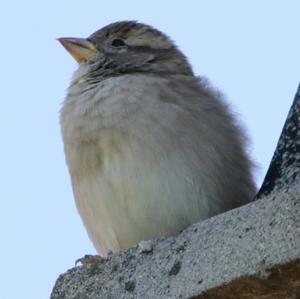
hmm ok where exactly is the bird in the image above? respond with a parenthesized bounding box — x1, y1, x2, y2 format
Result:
(58, 21, 256, 257)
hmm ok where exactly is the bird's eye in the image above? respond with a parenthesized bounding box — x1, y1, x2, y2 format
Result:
(111, 39, 126, 47)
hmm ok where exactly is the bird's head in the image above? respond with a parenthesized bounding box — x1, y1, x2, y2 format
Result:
(58, 21, 193, 82)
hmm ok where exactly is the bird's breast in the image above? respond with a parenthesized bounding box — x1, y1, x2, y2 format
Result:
(60, 74, 249, 255)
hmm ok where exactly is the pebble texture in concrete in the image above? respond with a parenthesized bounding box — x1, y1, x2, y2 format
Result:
(50, 187, 300, 299)
(257, 84, 300, 197)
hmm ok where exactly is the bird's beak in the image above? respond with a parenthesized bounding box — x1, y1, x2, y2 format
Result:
(57, 37, 98, 63)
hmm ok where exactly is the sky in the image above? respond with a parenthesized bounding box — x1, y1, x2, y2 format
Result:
(1, 1, 300, 298)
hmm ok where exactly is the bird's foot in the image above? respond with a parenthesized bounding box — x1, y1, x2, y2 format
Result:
(75, 254, 103, 266)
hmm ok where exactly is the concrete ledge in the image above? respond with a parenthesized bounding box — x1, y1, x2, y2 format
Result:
(50, 186, 300, 299)
(194, 259, 300, 299)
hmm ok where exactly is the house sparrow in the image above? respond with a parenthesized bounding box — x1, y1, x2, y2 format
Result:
(58, 21, 256, 257)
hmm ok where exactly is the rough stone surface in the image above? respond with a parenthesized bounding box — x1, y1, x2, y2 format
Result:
(193, 260, 300, 298)
(50, 187, 300, 299)
(50, 85, 300, 298)
(257, 84, 300, 197)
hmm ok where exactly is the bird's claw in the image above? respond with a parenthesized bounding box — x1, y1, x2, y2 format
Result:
(75, 254, 103, 266)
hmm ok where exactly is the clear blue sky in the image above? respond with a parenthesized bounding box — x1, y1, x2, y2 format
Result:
(1, 1, 300, 298)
